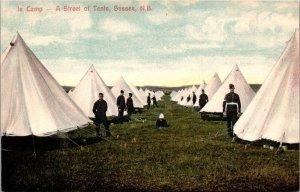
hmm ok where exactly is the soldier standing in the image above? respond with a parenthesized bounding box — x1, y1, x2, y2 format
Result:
(126, 93, 134, 118)
(199, 89, 208, 110)
(192, 91, 197, 105)
(117, 90, 126, 124)
(223, 84, 241, 137)
(93, 93, 111, 138)
(152, 95, 158, 108)
(147, 93, 151, 110)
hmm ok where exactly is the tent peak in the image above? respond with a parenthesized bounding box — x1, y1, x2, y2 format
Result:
(118, 76, 126, 82)
(234, 64, 240, 71)
(88, 65, 96, 72)
(10, 32, 21, 46)
(293, 28, 299, 40)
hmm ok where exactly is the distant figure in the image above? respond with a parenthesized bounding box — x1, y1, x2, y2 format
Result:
(156, 113, 169, 129)
(93, 93, 111, 138)
(117, 90, 126, 124)
(147, 93, 151, 110)
(199, 89, 208, 110)
(187, 95, 191, 102)
(223, 84, 241, 137)
(152, 95, 158, 108)
(126, 93, 134, 118)
(192, 91, 197, 105)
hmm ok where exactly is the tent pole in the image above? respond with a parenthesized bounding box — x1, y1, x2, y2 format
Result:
(279, 133, 285, 148)
(275, 134, 285, 154)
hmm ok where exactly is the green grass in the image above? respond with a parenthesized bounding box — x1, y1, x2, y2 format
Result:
(2, 96, 299, 191)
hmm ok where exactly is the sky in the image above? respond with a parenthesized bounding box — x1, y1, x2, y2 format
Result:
(1, 0, 299, 87)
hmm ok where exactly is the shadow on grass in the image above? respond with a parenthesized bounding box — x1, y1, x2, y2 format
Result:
(234, 137, 299, 150)
(1, 135, 104, 153)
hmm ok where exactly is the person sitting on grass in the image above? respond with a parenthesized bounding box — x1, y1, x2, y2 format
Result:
(156, 113, 169, 129)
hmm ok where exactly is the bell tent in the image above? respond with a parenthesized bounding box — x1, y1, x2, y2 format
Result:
(111, 76, 144, 108)
(1, 33, 91, 136)
(200, 65, 255, 113)
(234, 29, 299, 144)
(194, 73, 222, 107)
(69, 65, 119, 117)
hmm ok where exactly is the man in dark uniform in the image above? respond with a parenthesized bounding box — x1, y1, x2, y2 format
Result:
(192, 91, 197, 105)
(147, 93, 151, 110)
(199, 89, 208, 110)
(152, 95, 158, 108)
(126, 93, 134, 119)
(93, 93, 111, 138)
(117, 90, 126, 123)
(223, 84, 241, 137)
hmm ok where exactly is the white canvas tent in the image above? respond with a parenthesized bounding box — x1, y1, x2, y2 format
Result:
(138, 88, 145, 96)
(129, 83, 147, 106)
(194, 73, 221, 107)
(69, 65, 119, 117)
(144, 89, 155, 97)
(178, 86, 196, 106)
(205, 73, 222, 99)
(201, 65, 255, 113)
(175, 88, 188, 103)
(154, 91, 164, 101)
(143, 89, 163, 101)
(1, 33, 91, 136)
(171, 89, 183, 102)
(234, 29, 299, 144)
(170, 90, 177, 98)
(175, 89, 186, 102)
(138, 88, 149, 104)
(111, 76, 144, 108)
(180, 85, 198, 106)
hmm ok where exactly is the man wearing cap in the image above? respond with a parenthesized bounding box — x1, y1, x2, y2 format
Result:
(117, 90, 126, 123)
(199, 89, 208, 110)
(223, 84, 241, 137)
(156, 113, 169, 129)
(126, 93, 134, 119)
(93, 93, 112, 138)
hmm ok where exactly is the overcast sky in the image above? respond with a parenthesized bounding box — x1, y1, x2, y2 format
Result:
(1, 0, 298, 87)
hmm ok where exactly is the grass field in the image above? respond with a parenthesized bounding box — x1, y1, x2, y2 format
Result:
(2, 95, 299, 191)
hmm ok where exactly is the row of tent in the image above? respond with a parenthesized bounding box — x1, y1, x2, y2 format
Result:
(1, 33, 164, 137)
(171, 29, 299, 144)
(68, 65, 164, 117)
(171, 64, 255, 113)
